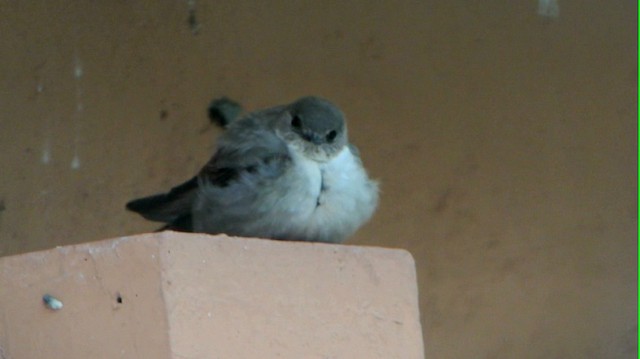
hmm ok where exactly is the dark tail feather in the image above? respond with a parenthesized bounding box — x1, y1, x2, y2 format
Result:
(126, 177, 198, 225)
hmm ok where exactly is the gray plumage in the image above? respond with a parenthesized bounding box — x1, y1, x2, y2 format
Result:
(127, 96, 378, 243)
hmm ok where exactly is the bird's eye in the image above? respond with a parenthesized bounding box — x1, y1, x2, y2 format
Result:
(291, 116, 302, 129)
(326, 130, 337, 142)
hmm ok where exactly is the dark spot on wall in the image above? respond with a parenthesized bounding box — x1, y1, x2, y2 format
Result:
(485, 239, 500, 250)
(433, 188, 453, 213)
(501, 258, 518, 272)
(187, 1, 200, 35)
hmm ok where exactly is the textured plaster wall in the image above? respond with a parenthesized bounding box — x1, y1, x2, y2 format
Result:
(0, 1, 636, 358)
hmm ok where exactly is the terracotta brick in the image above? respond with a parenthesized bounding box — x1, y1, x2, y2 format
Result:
(0, 232, 423, 358)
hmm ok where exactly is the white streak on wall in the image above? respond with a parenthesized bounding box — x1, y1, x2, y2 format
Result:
(70, 153, 81, 169)
(42, 139, 51, 164)
(71, 53, 83, 170)
(74, 59, 84, 79)
(39, 82, 52, 165)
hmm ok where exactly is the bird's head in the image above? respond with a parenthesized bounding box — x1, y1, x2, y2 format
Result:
(279, 96, 348, 162)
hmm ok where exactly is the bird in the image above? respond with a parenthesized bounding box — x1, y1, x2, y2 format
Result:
(126, 96, 379, 243)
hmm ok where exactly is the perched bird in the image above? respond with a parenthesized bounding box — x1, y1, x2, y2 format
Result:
(126, 96, 378, 243)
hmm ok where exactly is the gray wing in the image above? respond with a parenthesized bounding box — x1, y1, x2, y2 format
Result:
(199, 115, 292, 189)
(191, 113, 294, 235)
(127, 108, 292, 232)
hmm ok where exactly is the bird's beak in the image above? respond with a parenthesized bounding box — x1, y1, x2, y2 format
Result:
(302, 131, 324, 145)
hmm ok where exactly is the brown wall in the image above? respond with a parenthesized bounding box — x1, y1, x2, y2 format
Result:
(0, 1, 636, 357)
